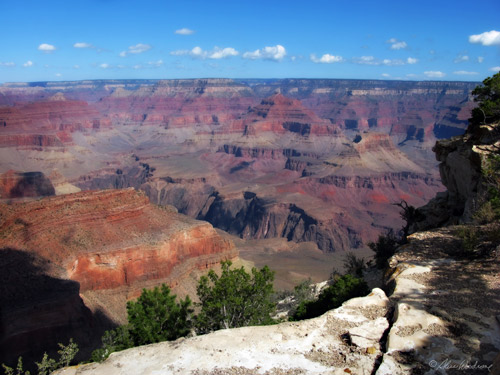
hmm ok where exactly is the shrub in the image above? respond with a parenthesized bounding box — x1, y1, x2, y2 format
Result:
(90, 326, 133, 363)
(195, 261, 275, 333)
(368, 230, 400, 269)
(343, 252, 366, 277)
(2, 340, 79, 375)
(291, 274, 369, 321)
(126, 284, 193, 346)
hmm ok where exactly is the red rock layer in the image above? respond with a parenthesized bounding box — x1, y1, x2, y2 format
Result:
(240, 93, 338, 136)
(0, 99, 107, 147)
(0, 188, 237, 366)
(0, 188, 236, 290)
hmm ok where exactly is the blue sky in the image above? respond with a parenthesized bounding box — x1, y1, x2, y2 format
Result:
(1, 0, 499, 83)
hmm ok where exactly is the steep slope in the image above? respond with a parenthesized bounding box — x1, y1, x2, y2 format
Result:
(0, 188, 236, 367)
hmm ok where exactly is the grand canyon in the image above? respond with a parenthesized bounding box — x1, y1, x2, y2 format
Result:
(0, 78, 481, 367)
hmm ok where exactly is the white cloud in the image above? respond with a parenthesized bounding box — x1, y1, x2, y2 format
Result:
(38, 43, 56, 52)
(120, 43, 152, 57)
(23, 61, 33, 67)
(73, 42, 93, 48)
(381, 73, 390, 77)
(469, 30, 500, 46)
(99, 63, 110, 69)
(170, 49, 190, 56)
(453, 70, 479, 75)
(0, 62, 16, 67)
(175, 28, 195, 35)
(478, 57, 484, 63)
(424, 71, 446, 78)
(391, 41, 407, 50)
(354, 56, 408, 66)
(489, 66, 500, 72)
(357, 56, 377, 65)
(73, 65, 80, 69)
(406, 73, 417, 78)
(454, 54, 469, 63)
(243, 45, 286, 61)
(209, 47, 238, 59)
(387, 38, 408, 50)
(310, 54, 344, 63)
(55, 73, 62, 77)
(171, 46, 238, 59)
(148, 60, 164, 67)
(133, 64, 142, 70)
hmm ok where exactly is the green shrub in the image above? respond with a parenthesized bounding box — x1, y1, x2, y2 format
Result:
(90, 326, 133, 363)
(2, 340, 79, 375)
(127, 284, 193, 346)
(290, 274, 369, 321)
(456, 226, 480, 255)
(343, 252, 366, 277)
(195, 261, 275, 333)
(368, 230, 400, 269)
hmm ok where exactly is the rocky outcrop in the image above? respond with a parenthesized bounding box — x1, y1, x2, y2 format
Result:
(412, 122, 500, 230)
(55, 288, 391, 375)
(377, 226, 500, 374)
(0, 188, 236, 368)
(0, 170, 55, 199)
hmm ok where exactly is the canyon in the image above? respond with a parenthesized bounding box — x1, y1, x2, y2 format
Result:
(0, 78, 477, 251)
(0, 78, 481, 369)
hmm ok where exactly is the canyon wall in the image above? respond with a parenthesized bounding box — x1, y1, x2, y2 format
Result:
(0, 188, 236, 367)
(0, 79, 477, 251)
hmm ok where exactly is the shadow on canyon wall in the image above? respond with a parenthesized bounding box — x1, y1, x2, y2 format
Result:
(0, 248, 116, 371)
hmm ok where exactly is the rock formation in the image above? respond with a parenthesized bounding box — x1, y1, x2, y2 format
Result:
(0, 78, 477, 251)
(0, 188, 236, 367)
(0, 170, 55, 199)
(55, 289, 392, 375)
(412, 122, 500, 231)
(376, 226, 500, 374)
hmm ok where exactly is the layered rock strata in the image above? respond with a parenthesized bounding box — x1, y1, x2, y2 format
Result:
(0, 188, 236, 367)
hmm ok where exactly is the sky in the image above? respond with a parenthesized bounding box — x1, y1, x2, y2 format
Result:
(0, 0, 499, 83)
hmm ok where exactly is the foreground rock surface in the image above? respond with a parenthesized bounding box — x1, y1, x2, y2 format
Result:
(55, 288, 391, 375)
(377, 226, 500, 375)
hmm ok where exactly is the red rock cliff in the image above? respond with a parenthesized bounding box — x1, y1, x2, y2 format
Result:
(0, 188, 236, 367)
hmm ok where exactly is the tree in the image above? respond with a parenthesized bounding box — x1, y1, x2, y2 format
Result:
(196, 261, 275, 333)
(342, 252, 366, 277)
(368, 230, 400, 269)
(469, 72, 500, 128)
(126, 284, 193, 346)
(393, 200, 424, 242)
(291, 274, 369, 321)
(90, 326, 134, 362)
